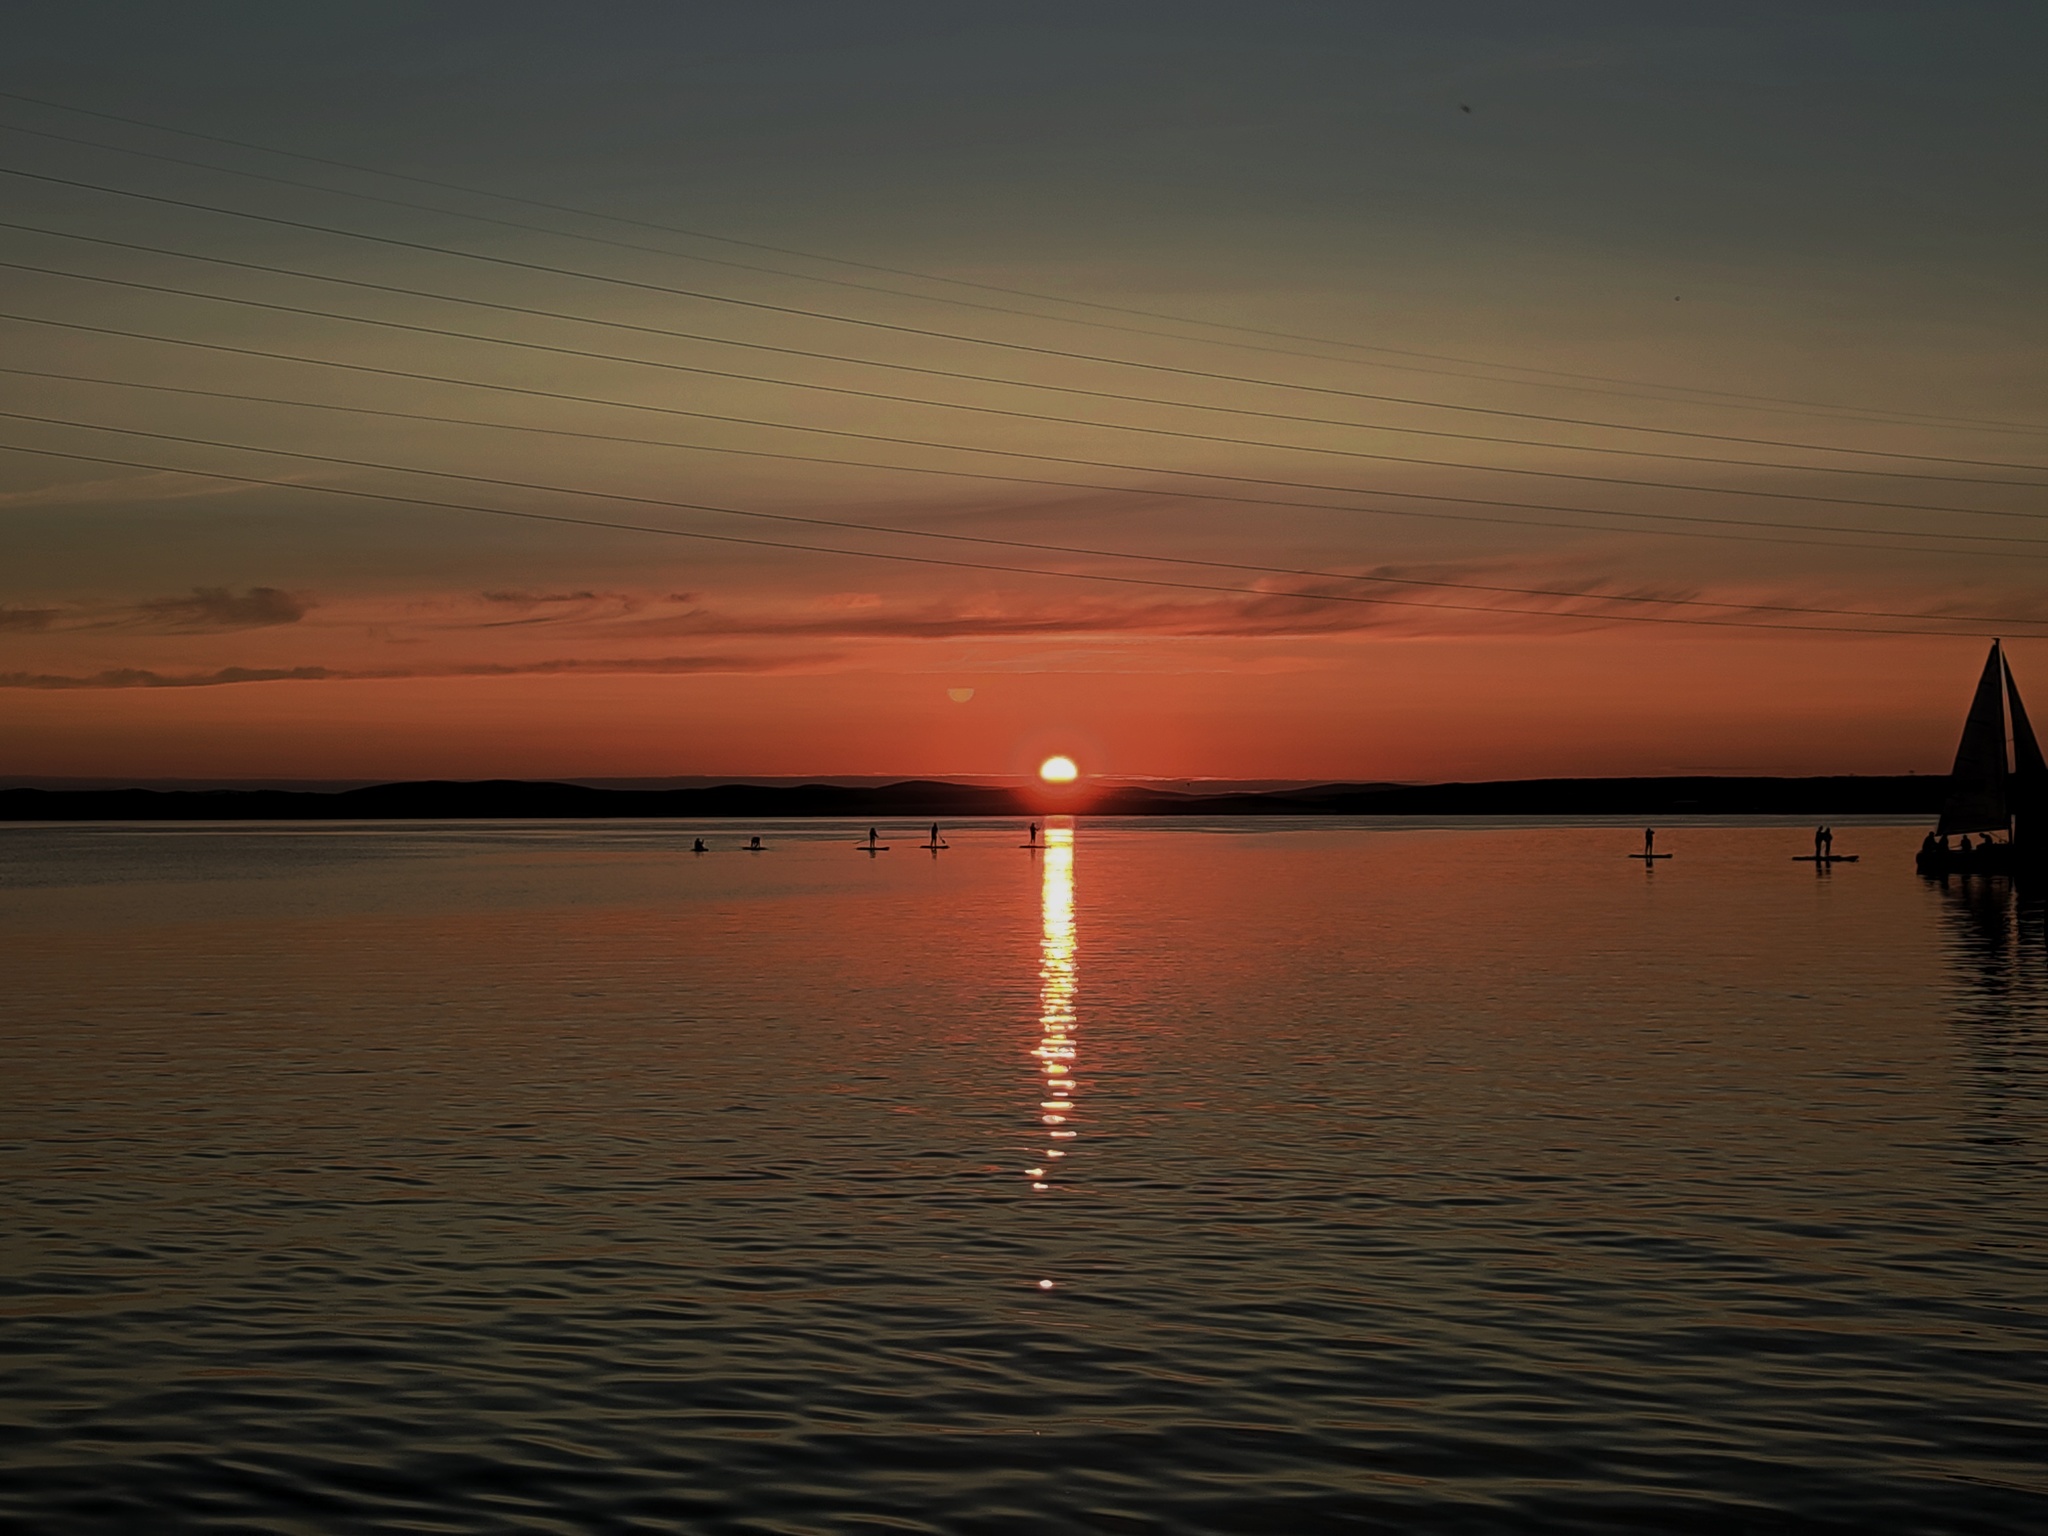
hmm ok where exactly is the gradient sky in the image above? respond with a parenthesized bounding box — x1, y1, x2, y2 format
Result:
(2, 1, 2044, 781)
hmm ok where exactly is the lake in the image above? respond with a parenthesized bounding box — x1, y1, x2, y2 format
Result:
(3, 818, 2044, 1533)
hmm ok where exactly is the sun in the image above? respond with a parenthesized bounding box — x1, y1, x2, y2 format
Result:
(1038, 755, 1079, 784)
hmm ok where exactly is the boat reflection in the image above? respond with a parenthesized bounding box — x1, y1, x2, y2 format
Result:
(1940, 875, 2048, 1157)
(1029, 820, 1078, 1198)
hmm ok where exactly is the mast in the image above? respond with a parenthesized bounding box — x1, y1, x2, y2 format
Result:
(2007, 650, 2044, 854)
(1936, 641, 2011, 839)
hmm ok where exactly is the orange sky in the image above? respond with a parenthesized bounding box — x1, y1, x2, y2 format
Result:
(3, 8, 2045, 782)
(6, 631, 2036, 782)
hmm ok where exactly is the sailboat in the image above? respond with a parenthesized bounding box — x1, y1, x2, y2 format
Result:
(1917, 641, 2044, 876)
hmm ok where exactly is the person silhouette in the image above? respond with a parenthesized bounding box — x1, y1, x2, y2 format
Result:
(1821, 826, 1834, 858)
(1644, 827, 1655, 857)
(1028, 822, 1039, 846)
(749, 835, 762, 850)
(929, 823, 940, 847)
(867, 827, 879, 848)
(692, 838, 706, 853)
(1814, 825, 1825, 858)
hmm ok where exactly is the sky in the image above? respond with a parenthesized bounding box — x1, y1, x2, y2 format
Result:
(2, 1, 2044, 782)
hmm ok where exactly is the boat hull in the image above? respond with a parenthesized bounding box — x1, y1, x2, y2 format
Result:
(1916, 844, 2032, 877)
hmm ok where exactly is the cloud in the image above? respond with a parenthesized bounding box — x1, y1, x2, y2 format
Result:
(0, 607, 58, 632)
(0, 469, 281, 511)
(606, 575, 1708, 642)
(0, 653, 838, 690)
(608, 587, 1406, 642)
(480, 590, 603, 605)
(466, 589, 650, 628)
(130, 587, 311, 631)
(2, 666, 341, 689)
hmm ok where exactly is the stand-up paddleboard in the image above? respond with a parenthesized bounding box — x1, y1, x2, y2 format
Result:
(923, 841, 949, 851)
(1628, 853, 1673, 860)
(858, 843, 889, 852)
(1793, 854, 1858, 862)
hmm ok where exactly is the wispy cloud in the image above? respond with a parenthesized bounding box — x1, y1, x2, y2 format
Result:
(468, 590, 649, 627)
(0, 469, 299, 511)
(129, 587, 311, 631)
(480, 590, 604, 605)
(607, 587, 1405, 641)
(0, 586, 318, 634)
(0, 653, 838, 690)
(589, 568, 1743, 642)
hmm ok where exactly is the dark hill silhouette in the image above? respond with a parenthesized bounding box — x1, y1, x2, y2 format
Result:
(0, 775, 1943, 821)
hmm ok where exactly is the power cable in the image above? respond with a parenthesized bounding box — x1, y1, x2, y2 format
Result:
(1, 259, 2034, 530)
(8, 216, 2038, 490)
(6, 162, 2043, 477)
(0, 432, 2028, 639)
(1, 312, 2038, 557)
(3, 87, 2039, 437)
(28, 397, 2048, 625)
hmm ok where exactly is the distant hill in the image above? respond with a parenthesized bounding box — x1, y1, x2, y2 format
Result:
(0, 775, 1944, 821)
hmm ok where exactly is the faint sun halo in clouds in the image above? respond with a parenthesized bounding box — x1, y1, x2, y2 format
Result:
(1039, 755, 1079, 783)
(947, 687, 975, 703)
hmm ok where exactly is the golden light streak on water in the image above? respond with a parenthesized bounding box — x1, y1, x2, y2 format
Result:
(1030, 821, 1077, 1224)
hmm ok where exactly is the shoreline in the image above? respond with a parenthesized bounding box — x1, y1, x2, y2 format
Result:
(0, 774, 1945, 822)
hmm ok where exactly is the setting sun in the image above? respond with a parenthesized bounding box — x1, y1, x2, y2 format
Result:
(1038, 755, 1079, 784)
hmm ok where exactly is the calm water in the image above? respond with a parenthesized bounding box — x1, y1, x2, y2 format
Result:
(3, 818, 2045, 1534)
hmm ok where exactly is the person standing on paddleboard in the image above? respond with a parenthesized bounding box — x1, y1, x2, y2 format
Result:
(1644, 828, 1655, 858)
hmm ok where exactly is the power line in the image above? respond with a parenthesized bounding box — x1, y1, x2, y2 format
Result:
(3, 312, 2039, 559)
(7, 162, 2044, 479)
(3, 87, 2040, 438)
(2, 258, 2035, 533)
(10, 218, 2040, 493)
(0, 432, 2028, 639)
(27, 395, 2048, 626)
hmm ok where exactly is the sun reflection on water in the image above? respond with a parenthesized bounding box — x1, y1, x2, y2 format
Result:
(1031, 821, 1078, 1216)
